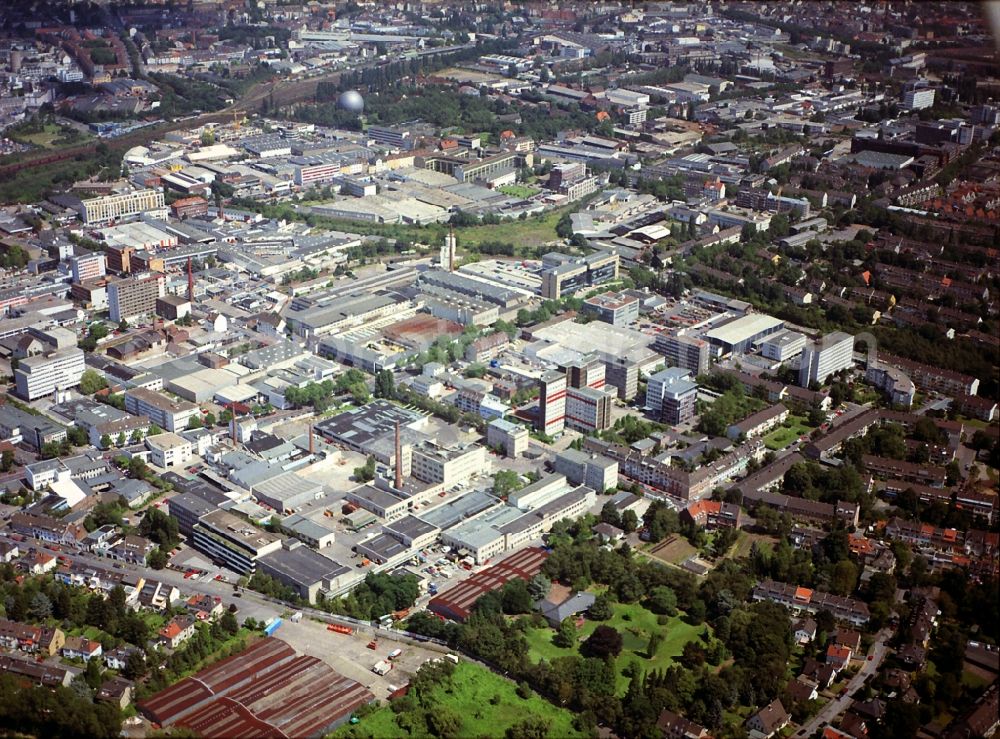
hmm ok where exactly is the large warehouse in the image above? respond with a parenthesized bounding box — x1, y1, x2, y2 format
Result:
(703, 313, 785, 355)
(138, 638, 373, 736)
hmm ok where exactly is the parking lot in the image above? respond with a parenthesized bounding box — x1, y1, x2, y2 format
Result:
(275, 618, 447, 700)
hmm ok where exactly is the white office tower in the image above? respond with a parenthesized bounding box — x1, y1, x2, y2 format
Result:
(799, 332, 855, 387)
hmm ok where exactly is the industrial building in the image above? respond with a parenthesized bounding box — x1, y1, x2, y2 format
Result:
(138, 638, 374, 736)
(428, 547, 548, 621)
(256, 541, 351, 603)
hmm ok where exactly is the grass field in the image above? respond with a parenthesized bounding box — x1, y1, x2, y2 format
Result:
(457, 208, 566, 249)
(647, 535, 698, 565)
(331, 661, 583, 738)
(498, 184, 540, 199)
(524, 601, 707, 694)
(763, 415, 815, 451)
(730, 531, 779, 560)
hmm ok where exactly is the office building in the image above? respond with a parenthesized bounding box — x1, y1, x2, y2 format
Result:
(367, 125, 411, 150)
(759, 330, 807, 362)
(108, 273, 166, 323)
(647, 367, 698, 425)
(554, 449, 619, 492)
(192, 509, 282, 575)
(903, 87, 935, 110)
(14, 347, 85, 401)
(537, 370, 567, 436)
(145, 432, 193, 468)
(77, 189, 166, 226)
(565, 386, 612, 433)
(292, 155, 342, 187)
(799, 332, 854, 387)
(582, 291, 639, 327)
(486, 418, 529, 458)
(603, 356, 639, 401)
(124, 388, 199, 432)
(70, 253, 106, 283)
(411, 443, 486, 487)
(563, 356, 606, 391)
(655, 333, 710, 375)
(540, 251, 619, 299)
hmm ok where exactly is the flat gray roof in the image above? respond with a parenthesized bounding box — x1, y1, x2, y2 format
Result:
(258, 545, 349, 585)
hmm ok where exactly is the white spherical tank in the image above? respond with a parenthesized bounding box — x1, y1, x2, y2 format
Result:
(337, 90, 365, 113)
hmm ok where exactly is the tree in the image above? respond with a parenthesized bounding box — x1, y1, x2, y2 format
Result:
(100, 434, 112, 449)
(588, 595, 613, 621)
(506, 717, 551, 739)
(186, 415, 203, 430)
(492, 470, 523, 498)
(203, 412, 216, 427)
(0, 450, 13, 473)
(220, 610, 239, 636)
(621, 509, 638, 534)
(428, 706, 462, 739)
(79, 369, 107, 395)
(123, 651, 147, 680)
(583, 625, 623, 659)
(646, 631, 664, 658)
(374, 369, 395, 399)
(118, 319, 129, 333)
(527, 574, 551, 601)
(830, 560, 858, 596)
(646, 586, 678, 616)
(354, 455, 376, 483)
(129, 429, 143, 444)
(148, 548, 167, 570)
(500, 578, 533, 614)
(600, 500, 622, 528)
(554, 616, 577, 648)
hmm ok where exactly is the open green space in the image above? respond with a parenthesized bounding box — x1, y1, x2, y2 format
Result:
(763, 414, 816, 451)
(523, 601, 707, 694)
(497, 184, 539, 199)
(331, 660, 583, 738)
(456, 208, 566, 249)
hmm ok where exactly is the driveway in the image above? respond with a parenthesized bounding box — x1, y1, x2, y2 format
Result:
(791, 628, 893, 737)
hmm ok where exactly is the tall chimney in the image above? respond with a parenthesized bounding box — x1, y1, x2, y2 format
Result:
(230, 403, 237, 444)
(308, 424, 314, 455)
(394, 421, 403, 490)
(187, 257, 195, 303)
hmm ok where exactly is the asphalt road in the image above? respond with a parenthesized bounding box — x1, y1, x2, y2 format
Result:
(792, 628, 893, 738)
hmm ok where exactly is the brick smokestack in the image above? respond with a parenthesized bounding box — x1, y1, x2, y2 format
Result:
(230, 403, 237, 444)
(187, 257, 194, 303)
(394, 421, 403, 490)
(308, 424, 314, 455)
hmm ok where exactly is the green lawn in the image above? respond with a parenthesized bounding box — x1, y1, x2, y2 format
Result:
(331, 661, 583, 738)
(763, 415, 815, 451)
(498, 184, 540, 199)
(524, 601, 708, 694)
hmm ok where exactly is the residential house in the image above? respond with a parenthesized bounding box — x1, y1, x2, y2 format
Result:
(104, 645, 142, 671)
(786, 677, 819, 704)
(62, 635, 103, 662)
(185, 594, 224, 622)
(107, 535, 154, 566)
(826, 644, 853, 669)
(793, 618, 817, 645)
(747, 699, 791, 738)
(96, 676, 134, 709)
(158, 615, 196, 649)
(536, 583, 596, 628)
(656, 708, 709, 739)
